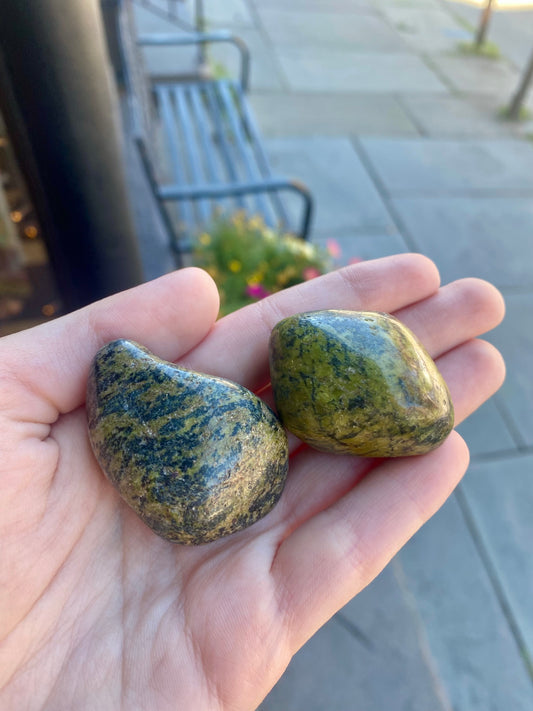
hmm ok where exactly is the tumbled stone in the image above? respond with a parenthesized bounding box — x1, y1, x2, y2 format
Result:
(269, 310, 454, 457)
(87, 339, 288, 544)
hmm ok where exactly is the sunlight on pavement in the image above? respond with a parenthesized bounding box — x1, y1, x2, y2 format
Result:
(448, 0, 533, 9)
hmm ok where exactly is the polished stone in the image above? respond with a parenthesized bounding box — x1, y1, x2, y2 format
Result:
(87, 340, 288, 544)
(269, 310, 453, 456)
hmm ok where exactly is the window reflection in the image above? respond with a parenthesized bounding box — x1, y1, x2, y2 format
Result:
(0, 113, 62, 335)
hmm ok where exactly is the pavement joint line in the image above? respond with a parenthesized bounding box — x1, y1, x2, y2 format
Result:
(454, 484, 533, 684)
(418, 51, 459, 94)
(498, 285, 533, 294)
(333, 611, 375, 651)
(438, 0, 476, 35)
(392, 558, 454, 711)
(493, 392, 530, 450)
(349, 136, 420, 253)
(469, 444, 533, 464)
(395, 94, 429, 136)
(245, 0, 292, 92)
(368, 188, 533, 197)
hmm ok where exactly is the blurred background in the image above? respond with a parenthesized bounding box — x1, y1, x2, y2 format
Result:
(1, 1, 532, 708)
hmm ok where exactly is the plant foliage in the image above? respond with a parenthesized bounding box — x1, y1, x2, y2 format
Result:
(193, 212, 334, 315)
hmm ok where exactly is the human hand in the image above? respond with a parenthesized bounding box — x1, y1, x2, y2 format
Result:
(0, 255, 505, 711)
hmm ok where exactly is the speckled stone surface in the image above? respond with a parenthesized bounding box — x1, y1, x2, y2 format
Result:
(87, 340, 288, 544)
(269, 310, 454, 457)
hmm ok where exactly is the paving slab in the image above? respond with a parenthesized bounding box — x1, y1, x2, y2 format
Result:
(132, 2, 193, 31)
(274, 49, 450, 92)
(456, 398, 518, 458)
(132, 4, 198, 75)
(256, 9, 408, 50)
(399, 94, 519, 136)
(250, 92, 418, 136)
(358, 137, 533, 191)
(260, 565, 448, 711)
(375, 0, 443, 8)
(398, 494, 533, 711)
(389, 196, 533, 290)
(442, 1, 533, 70)
(461, 454, 533, 664)
(264, 137, 398, 233)
(313, 230, 408, 264)
(209, 28, 287, 91)
(377, 6, 471, 53)
(252, 0, 377, 12)
(485, 292, 533, 448)
(203, 0, 255, 28)
(429, 53, 520, 96)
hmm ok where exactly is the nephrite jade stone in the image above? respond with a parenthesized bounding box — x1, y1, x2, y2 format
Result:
(269, 310, 454, 457)
(86, 340, 288, 544)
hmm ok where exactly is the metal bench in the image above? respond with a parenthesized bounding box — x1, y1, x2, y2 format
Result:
(135, 32, 314, 266)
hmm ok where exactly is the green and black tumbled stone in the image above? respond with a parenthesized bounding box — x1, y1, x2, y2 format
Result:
(269, 310, 454, 457)
(87, 340, 288, 544)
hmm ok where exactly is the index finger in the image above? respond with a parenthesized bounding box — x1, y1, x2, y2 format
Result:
(0, 268, 220, 420)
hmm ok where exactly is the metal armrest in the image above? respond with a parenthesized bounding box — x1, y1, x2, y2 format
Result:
(158, 178, 314, 241)
(137, 31, 250, 90)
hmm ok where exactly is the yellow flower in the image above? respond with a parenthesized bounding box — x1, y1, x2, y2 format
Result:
(276, 265, 297, 285)
(247, 271, 265, 285)
(198, 232, 211, 246)
(248, 215, 265, 230)
(231, 210, 246, 227)
(228, 259, 242, 273)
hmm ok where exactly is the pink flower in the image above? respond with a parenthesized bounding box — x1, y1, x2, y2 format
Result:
(303, 267, 321, 281)
(245, 283, 271, 299)
(326, 238, 341, 258)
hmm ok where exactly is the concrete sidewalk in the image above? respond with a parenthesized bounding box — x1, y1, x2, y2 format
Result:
(134, 1, 533, 708)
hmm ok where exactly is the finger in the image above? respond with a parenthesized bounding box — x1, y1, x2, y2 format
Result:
(184, 253, 441, 389)
(270, 431, 470, 652)
(0, 268, 220, 419)
(436, 338, 505, 424)
(396, 278, 505, 358)
(264, 335, 505, 543)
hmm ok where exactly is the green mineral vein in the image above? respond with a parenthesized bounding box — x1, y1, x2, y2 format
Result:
(87, 339, 288, 544)
(269, 310, 454, 457)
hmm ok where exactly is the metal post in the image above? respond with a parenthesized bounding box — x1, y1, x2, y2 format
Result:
(507, 47, 533, 121)
(475, 0, 495, 48)
(0, 0, 144, 311)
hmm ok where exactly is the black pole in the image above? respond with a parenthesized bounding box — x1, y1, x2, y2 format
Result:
(0, 0, 144, 311)
(475, 0, 495, 48)
(507, 47, 533, 121)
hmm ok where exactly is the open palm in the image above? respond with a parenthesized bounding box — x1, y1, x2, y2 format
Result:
(0, 255, 505, 711)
